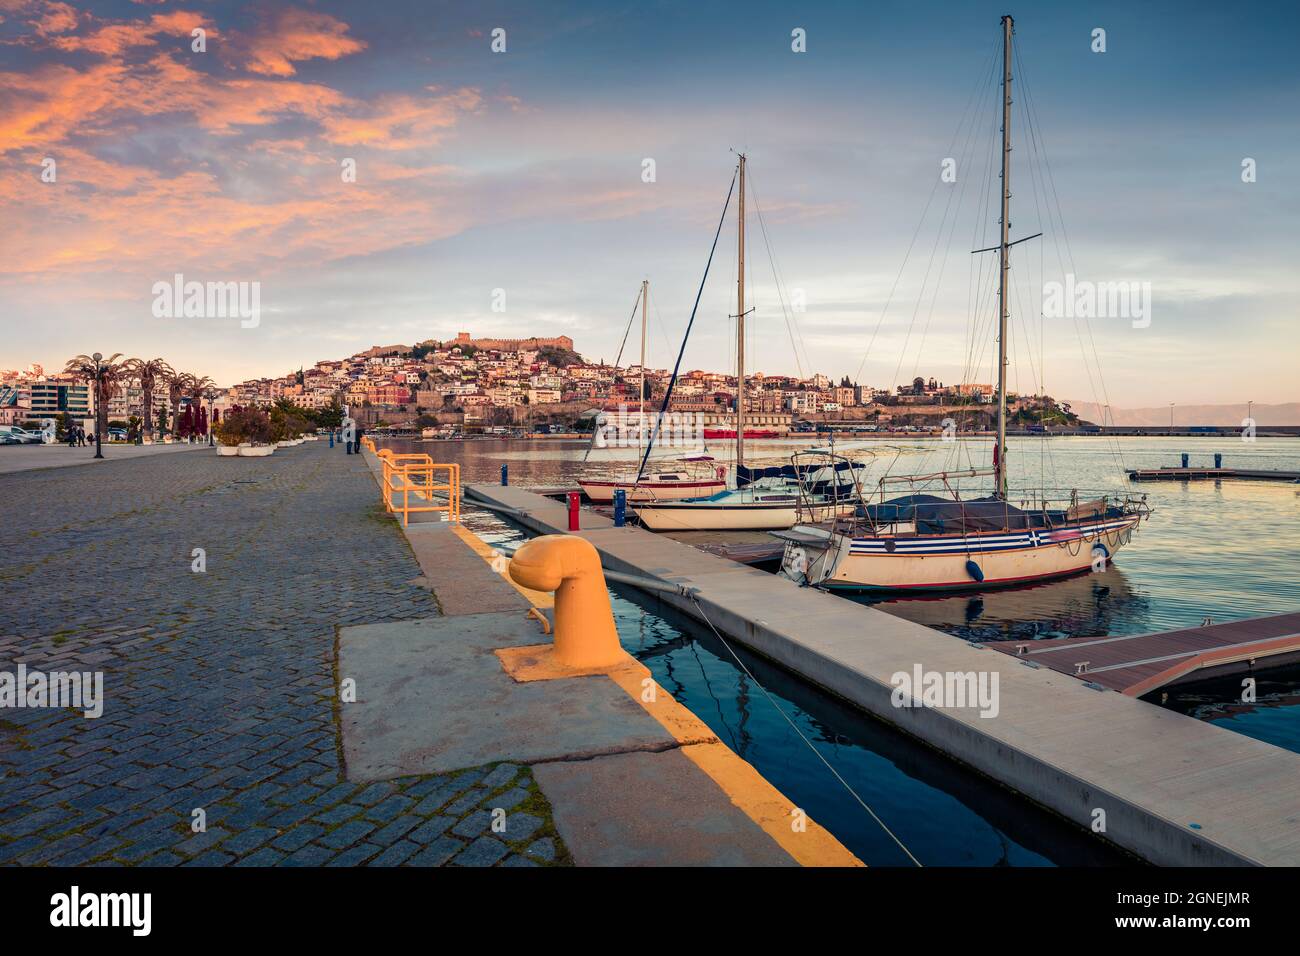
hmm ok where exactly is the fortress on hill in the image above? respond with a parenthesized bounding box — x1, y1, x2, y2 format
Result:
(441, 332, 575, 352)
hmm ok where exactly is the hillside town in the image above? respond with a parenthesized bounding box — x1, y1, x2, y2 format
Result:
(0, 331, 1083, 439)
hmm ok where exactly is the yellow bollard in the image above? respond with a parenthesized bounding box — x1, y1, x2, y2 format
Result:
(508, 535, 621, 669)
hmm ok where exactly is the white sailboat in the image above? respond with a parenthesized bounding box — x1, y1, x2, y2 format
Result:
(635, 153, 804, 532)
(578, 278, 727, 504)
(775, 15, 1150, 591)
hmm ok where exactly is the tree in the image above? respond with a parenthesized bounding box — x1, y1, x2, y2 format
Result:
(123, 357, 172, 441)
(63, 353, 129, 455)
(313, 397, 344, 429)
(165, 370, 195, 438)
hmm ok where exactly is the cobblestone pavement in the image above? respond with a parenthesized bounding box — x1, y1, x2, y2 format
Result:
(0, 443, 569, 866)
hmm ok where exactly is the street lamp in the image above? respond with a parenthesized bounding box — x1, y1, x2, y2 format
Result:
(1169, 402, 1175, 433)
(204, 387, 218, 447)
(92, 352, 105, 460)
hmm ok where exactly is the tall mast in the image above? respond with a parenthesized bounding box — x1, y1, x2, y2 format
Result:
(638, 279, 647, 460)
(736, 153, 746, 469)
(995, 15, 1013, 499)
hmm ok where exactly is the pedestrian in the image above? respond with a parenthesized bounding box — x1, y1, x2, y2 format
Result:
(66, 425, 77, 448)
(354, 424, 364, 454)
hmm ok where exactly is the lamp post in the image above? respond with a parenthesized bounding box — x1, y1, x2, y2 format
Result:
(1169, 402, 1175, 433)
(92, 352, 106, 460)
(204, 388, 217, 447)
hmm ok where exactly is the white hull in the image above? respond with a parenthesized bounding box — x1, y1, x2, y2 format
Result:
(635, 498, 799, 531)
(782, 516, 1141, 591)
(579, 477, 725, 504)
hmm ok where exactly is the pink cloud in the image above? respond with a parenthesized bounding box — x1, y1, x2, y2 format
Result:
(49, 9, 208, 56)
(242, 8, 367, 77)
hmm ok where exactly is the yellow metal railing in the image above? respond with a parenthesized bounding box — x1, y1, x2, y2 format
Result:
(380, 452, 460, 526)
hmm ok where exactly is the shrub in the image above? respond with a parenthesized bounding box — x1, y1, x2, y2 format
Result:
(215, 407, 272, 446)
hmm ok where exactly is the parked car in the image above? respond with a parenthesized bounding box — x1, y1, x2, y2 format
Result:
(0, 426, 42, 444)
(107, 427, 128, 441)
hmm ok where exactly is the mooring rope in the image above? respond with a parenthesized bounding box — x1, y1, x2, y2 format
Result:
(686, 594, 923, 867)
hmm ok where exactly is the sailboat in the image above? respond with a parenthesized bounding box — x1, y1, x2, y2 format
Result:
(775, 15, 1149, 590)
(634, 153, 804, 532)
(578, 279, 727, 503)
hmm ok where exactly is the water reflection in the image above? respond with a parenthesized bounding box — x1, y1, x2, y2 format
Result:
(857, 567, 1148, 643)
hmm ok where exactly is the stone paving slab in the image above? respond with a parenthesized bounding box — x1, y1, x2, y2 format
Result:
(533, 746, 796, 867)
(404, 523, 530, 616)
(0, 442, 569, 867)
(339, 612, 678, 780)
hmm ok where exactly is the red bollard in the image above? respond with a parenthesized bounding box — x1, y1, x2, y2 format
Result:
(567, 491, 580, 531)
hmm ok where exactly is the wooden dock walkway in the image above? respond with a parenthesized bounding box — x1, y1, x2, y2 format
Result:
(465, 482, 1300, 866)
(1129, 466, 1300, 482)
(987, 612, 1300, 696)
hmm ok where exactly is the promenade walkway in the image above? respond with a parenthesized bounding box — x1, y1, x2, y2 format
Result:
(0, 441, 208, 475)
(0, 442, 565, 866)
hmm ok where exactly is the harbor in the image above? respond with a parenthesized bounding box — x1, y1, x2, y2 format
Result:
(461, 475, 1300, 867)
(5, 0, 1300, 938)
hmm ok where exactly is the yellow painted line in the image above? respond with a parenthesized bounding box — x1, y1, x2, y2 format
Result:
(452, 522, 862, 867)
(603, 658, 862, 867)
(451, 523, 553, 609)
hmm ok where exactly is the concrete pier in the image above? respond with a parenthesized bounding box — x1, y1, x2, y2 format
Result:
(355, 452, 860, 866)
(466, 482, 1300, 867)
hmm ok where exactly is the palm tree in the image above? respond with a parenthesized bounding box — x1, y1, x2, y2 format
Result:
(165, 370, 195, 440)
(187, 375, 214, 403)
(123, 357, 172, 442)
(63, 352, 129, 458)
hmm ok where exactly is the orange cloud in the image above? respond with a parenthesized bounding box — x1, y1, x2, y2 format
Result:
(49, 9, 208, 56)
(33, 1, 76, 35)
(321, 88, 482, 149)
(243, 8, 366, 77)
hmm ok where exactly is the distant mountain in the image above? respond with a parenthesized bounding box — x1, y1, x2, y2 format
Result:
(1065, 401, 1300, 427)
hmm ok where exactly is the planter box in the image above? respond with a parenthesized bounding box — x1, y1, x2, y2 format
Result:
(238, 445, 274, 457)
(216, 445, 239, 456)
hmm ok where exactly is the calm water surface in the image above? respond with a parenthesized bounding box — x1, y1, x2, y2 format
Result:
(381, 435, 1300, 863)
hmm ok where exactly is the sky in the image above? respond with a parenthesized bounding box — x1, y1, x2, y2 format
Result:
(1, 0, 1297, 407)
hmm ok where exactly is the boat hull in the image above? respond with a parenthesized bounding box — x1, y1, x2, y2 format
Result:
(703, 428, 780, 439)
(635, 500, 799, 531)
(785, 515, 1141, 591)
(578, 478, 725, 504)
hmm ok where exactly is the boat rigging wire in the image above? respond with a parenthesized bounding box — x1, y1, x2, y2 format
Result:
(637, 165, 738, 481)
(745, 168, 811, 380)
(686, 592, 924, 867)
